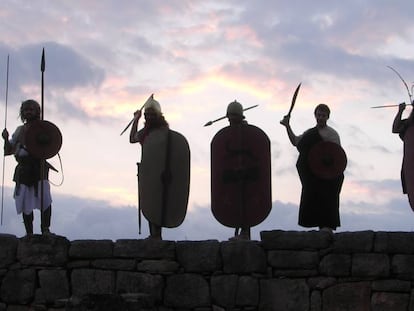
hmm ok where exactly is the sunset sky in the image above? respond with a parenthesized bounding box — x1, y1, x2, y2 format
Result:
(1, 0, 414, 241)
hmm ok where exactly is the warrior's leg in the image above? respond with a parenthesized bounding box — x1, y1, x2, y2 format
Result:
(148, 221, 162, 240)
(239, 227, 251, 240)
(41, 205, 52, 234)
(23, 212, 34, 236)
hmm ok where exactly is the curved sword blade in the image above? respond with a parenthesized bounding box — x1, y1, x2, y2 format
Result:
(287, 83, 301, 117)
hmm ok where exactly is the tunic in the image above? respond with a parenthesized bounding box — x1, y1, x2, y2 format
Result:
(9, 125, 52, 215)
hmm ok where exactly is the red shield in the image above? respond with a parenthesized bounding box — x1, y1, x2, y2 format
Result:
(211, 124, 271, 228)
(308, 141, 347, 179)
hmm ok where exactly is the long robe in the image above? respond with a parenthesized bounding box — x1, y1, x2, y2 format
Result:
(397, 119, 414, 194)
(296, 127, 343, 229)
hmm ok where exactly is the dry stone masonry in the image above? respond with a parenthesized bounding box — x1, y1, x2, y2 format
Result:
(1, 230, 414, 310)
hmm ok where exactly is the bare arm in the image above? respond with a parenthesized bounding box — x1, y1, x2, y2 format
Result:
(280, 115, 299, 146)
(392, 103, 406, 133)
(2, 128, 14, 155)
(129, 110, 142, 143)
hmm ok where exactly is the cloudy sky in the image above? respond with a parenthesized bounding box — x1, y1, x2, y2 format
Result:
(0, 0, 414, 241)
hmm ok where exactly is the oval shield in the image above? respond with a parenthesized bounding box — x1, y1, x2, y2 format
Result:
(139, 128, 190, 228)
(211, 124, 271, 228)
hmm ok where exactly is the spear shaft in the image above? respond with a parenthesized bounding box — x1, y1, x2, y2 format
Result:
(203, 104, 259, 127)
(41, 48, 45, 120)
(1, 55, 10, 226)
(40, 48, 45, 212)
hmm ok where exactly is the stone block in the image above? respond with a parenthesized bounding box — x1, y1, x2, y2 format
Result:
(211, 274, 238, 308)
(71, 269, 115, 297)
(38, 269, 69, 303)
(323, 282, 370, 311)
(221, 241, 266, 274)
(65, 294, 128, 311)
(114, 239, 175, 259)
(319, 253, 351, 276)
(116, 271, 164, 302)
(176, 240, 221, 272)
(69, 240, 113, 258)
(0, 269, 36, 304)
(310, 290, 321, 311)
(372, 279, 411, 292)
(392, 255, 414, 280)
(164, 273, 210, 308)
(17, 235, 69, 266)
(236, 275, 259, 306)
(136, 259, 179, 273)
(332, 231, 374, 253)
(352, 253, 390, 277)
(0, 234, 17, 268)
(260, 278, 309, 311)
(260, 230, 332, 250)
(371, 292, 409, 311)
(374, 232, 414, 254)
(268, 250, 319, 269)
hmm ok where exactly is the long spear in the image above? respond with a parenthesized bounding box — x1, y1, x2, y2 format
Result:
(41, 48, 45, 119)
(203, 104, 259, 127)
(1, 55, 10, 226)
(40, 48, 45, 212)
(120, 94, 154, 136)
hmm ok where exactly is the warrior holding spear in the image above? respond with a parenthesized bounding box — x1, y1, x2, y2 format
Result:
(1, 49, 61, 236)
(210, 100, 271, 240)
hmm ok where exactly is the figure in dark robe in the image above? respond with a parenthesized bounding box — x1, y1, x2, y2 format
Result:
(392, 102, 414, 210)
(280, 104, 344, 232)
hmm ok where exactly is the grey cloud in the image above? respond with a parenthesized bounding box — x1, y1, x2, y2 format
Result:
(353, 178, 402, 194)
(18, 42, 105, 89)
(220, 1, 414, 85)
(0, 42, 105, 122)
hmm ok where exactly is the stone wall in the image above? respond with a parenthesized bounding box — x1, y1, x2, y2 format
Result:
(1, 230, 414, 310)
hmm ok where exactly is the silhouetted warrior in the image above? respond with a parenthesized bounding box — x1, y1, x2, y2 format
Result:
(2, 100, 55, 236)
(281, 104, 344, 233)
(130, 97, 190, 240)
(392, 102, 414, 211)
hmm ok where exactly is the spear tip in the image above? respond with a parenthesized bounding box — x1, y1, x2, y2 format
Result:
(204, 121, 212, 127)
(41, 47, 45, 72)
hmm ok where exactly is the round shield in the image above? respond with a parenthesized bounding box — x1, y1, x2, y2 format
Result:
(308, 141, 347, 179)
(25, 120, 62, 159)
